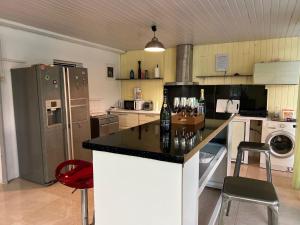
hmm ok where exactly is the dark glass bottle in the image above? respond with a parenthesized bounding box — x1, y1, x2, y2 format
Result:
(160, 130, 171, 153)
(198, 89, 206, 129)
(160, 88, 171, 132)
(138, 61, 142, 79)
(130, 69, 134, 79)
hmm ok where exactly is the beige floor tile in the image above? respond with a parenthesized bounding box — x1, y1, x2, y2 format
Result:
(235, 202, 268, 225)
(1, 163, 300, 225)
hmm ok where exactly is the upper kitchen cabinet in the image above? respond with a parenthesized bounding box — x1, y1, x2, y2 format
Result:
(254, 61, 300, 85)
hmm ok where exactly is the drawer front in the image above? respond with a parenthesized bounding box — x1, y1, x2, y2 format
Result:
(139, 114, 160, 125)
(117, 113, 139, 128)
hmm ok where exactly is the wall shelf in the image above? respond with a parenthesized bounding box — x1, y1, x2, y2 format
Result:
(196, 74, 253, 78)
(116, 77, 163, 80)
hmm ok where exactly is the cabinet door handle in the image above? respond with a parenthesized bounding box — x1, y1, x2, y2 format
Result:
(144, 114, 156, 117)
(117, 113, 128, 116)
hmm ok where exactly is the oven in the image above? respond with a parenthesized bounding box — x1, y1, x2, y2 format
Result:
(90, 114, 119, 138)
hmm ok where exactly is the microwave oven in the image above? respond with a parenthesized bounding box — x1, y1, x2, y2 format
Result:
(124, 100, 135, 110)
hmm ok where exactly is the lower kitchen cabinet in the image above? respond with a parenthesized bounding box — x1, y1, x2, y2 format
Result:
(229, 118, 250, 164)
(139, 114, 160, 125)
(109, 111, 159, 130)
(110, 112, 139, 130)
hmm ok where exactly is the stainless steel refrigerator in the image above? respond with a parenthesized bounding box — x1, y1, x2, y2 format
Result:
(11, 64, 91, 185)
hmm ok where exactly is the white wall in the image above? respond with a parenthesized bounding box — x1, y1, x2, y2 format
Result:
(0, 25, 121, 181)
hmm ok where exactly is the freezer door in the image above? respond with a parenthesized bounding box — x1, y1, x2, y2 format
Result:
(66, 67, 92, 161)
(37, 65, 67, 183)
(68, 67, 89, 99)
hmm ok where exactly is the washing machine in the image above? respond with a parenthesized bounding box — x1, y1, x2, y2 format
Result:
(260, 120, 296, 172)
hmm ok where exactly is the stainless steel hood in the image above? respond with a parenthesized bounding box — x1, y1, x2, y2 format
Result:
(165, 44, 199, 86)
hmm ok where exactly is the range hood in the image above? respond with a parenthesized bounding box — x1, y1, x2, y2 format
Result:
(165, 44, 199, 86)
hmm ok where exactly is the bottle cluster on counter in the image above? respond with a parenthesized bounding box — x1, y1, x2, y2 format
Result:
(173, 89, 206, 118)
(159, 88, 206, 153)
(170, 89, 206, 130)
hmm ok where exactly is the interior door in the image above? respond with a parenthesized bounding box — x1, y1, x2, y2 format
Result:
(67, 67, 92, 161)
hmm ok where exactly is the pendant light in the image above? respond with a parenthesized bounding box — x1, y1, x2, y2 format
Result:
(144, 25, 165, 52)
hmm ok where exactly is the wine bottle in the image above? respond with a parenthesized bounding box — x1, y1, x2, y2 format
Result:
(155, 64, 160, 78)
(160, 130, 171, 153)
(138, 61, 142, 79)
(199, 89, 206, 129)
(130, 69, 134, 79)
(160, 88, 171, 132)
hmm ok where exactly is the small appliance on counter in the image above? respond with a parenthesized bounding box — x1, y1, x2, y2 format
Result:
(143, 101, 154, 111)
(134, 100, 144, 110)
(124, 100, 135, 110)
(134, 87, 142, 100)
(216, 99, 240, 114)
(123, 99, 145, 110)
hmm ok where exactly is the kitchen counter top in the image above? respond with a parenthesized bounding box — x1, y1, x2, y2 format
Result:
(234, 115, 267, 121)
(83, 115, 233, 164)
(107, 108, 160, 114)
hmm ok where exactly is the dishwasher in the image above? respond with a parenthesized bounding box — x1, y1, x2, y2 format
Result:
(90, 114, 119, 138)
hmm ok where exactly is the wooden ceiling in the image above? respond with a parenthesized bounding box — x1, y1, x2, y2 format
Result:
(0, 0, 300, 51)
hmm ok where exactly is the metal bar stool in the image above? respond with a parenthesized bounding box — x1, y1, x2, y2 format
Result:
(56, 160, 94, 225)
(227, 141, 273, 216)
(234, 141, 272, 182)
(219, 176, 279, 225)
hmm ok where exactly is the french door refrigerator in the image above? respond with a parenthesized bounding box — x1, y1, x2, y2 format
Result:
(11, 64, 91, 185)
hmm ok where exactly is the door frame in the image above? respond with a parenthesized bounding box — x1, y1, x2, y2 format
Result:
(0, 38, 8, 184)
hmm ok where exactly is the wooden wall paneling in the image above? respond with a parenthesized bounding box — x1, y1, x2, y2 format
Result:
(163, 48, 176, 83)
(271, 38, 279, 60)
(122, 37, 300, 113)
(290, 37, 298, 60)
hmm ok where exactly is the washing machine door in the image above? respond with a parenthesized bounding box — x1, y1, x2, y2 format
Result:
(266, 131, 295, 158)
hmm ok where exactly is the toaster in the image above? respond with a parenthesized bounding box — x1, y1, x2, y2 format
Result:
(143, 101, 153, 111)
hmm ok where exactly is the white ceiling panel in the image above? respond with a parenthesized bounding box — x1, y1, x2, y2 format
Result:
(0, 0, 300, 51)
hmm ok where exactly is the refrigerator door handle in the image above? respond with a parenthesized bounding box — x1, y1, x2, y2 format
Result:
(66, 67, 75, 159)
(63, 67, 72, 160)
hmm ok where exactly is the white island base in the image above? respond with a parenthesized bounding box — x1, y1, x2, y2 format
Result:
(92, 142, 229, 225)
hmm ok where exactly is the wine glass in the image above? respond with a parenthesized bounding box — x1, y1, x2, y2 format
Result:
(180, 97, 187, 117)
(173, 97, 180, 113)
(187, 98, 193, 116)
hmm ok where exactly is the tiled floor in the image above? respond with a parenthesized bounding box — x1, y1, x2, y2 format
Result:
(0, 163, 299, 225)
(0, 179, 94, 225)
(224, 163, 300, 225)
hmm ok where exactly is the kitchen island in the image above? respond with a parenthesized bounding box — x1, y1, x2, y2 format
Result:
(83, 116, 233, 225)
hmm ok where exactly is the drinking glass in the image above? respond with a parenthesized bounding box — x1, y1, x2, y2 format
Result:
(173, 97, 180, 113)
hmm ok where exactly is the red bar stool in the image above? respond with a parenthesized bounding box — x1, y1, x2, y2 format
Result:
(56, 160, 94, 225)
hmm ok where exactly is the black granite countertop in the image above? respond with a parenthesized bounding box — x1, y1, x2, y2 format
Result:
(83, 116, 233, 164)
